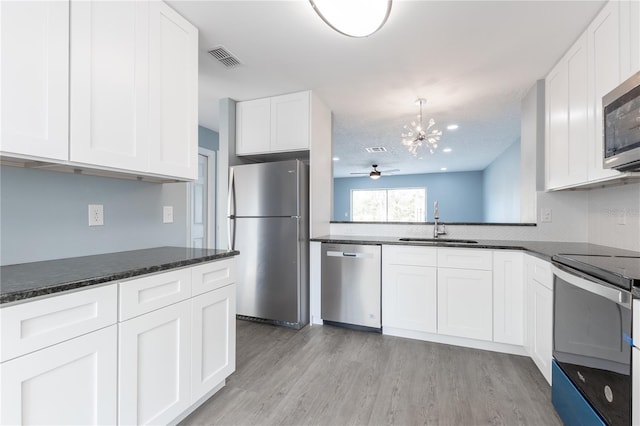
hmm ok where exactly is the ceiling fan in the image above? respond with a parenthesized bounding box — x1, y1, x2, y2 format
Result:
(350, 164, 400, 180)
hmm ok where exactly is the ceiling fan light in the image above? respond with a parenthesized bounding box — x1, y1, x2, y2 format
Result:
(369, 171, 381, 179)
(310, 0, 392, 38)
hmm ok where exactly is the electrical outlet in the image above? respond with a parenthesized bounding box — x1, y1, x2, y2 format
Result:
(88, 204, 104, 226)
(541, 208, 552, 223)
(163, 206, 174, 224)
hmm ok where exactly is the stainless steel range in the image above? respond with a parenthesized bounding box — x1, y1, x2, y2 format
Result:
(551, 253, 640, 426)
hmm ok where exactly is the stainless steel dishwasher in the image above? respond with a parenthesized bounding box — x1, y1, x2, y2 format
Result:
(321, 243, 381, 330)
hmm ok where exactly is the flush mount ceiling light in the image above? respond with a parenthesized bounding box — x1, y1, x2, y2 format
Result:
(401, 98, 442, 156)
(309, 0, 392, 38)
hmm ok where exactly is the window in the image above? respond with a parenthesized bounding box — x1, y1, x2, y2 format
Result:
(351, 188, 426, 222)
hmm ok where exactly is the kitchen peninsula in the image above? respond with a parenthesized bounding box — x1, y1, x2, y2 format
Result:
(310, 235, 640, 385)
(0, 246, 238, 425)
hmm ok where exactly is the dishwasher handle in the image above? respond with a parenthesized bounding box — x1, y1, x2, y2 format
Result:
(326, 250, 374, 259)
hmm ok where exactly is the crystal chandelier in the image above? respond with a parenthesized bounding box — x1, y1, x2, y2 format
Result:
(401, 98, 442, 156)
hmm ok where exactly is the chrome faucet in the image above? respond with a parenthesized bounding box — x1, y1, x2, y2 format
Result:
(433, 200, 447, 238)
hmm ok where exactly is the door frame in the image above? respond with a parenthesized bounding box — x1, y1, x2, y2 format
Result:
(187, 148, 216, 248)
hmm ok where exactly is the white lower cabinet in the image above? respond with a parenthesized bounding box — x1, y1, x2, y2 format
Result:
(118, 299, 192, 425)
(191, 284, 236, 403)
(437, 267, 493, 341)
(0, 259, 236, 425)
(382, 246, 438, 333)
(524, 254, 554, 384)
(493, 251, 524, 345)
(0, 325, 118, 425)
(382, 263, 437, 333)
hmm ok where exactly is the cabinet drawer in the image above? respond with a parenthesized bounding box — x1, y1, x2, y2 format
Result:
(1, 284, 117, 362)
(383, 245, 437, 267)
(191, 258, 235, 297)
(437, 248, 492, 271)
(526, 255, 553, 290)
(119, 268, 192, 321)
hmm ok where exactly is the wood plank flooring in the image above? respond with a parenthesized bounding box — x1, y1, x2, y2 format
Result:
(181, 320, 561, 426)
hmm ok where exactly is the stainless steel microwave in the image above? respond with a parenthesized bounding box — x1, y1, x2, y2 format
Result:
(603, 70, 640, 171)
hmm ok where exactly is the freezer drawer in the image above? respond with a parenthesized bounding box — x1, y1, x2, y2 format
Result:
(321, 243, 381, 329)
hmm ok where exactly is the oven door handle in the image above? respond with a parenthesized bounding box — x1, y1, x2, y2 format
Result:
(552, 265, 631, 307)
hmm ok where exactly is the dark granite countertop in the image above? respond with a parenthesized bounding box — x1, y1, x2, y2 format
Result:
(0, 247, 239, 305)
(311, 235, 640, 261)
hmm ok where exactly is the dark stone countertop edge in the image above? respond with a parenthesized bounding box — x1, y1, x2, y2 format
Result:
(0, 250, 239, 305)
(310, 235, 640, 263)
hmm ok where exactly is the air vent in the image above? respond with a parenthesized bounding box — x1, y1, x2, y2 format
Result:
(365, 147, 387, 153)
(208, 46, 242, 68)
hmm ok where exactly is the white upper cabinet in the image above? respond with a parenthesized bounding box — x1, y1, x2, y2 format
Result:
(270, 91, 311, 152)
(70, 1, 150, 172)
(0, 1, 69, 161)
(236, 98, 271, 155)
(545, 0, 637, 190)
(586, 0, 624, 183)
(236, 91, 312, 155)
(545, 34, 589, 189)
(148, 1, 198, 180)
(2, 0, 198, 181)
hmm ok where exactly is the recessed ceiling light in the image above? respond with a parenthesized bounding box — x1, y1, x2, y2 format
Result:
(333, 157, 340, 161)
(447, 124, 459, 130)
(442, 148, 452, 153)
(440, 167, 447, 171)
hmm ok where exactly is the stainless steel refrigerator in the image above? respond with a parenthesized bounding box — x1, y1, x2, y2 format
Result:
(228, 159, 309, 329)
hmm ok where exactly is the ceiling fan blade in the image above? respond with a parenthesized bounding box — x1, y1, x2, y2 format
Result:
(350, 172, 369, 175)
(380, 168, 400, 173)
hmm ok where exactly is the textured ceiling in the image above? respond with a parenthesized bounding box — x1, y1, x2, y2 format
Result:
(168, 0, 605, 177)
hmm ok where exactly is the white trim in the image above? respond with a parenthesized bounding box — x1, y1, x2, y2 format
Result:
(188, 148, 216, 248)
(382, 327, 527, 357)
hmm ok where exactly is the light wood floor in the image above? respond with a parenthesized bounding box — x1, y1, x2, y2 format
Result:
(181, 320, 562, 426)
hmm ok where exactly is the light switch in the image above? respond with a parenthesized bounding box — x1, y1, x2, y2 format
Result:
(541, 208, 552, 223)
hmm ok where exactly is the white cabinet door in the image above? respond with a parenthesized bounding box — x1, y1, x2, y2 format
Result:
(437, 268, 493, 341)
(382, 264, 437, 333)
(493, 251, 524, 345)
(70, 0, 149, 172)
(236, 98, 271, 155)
(118, 299, 191, 425)
(148, 1, 198, 180)
(270, 91, 310, 152)
(587, 0, 623, 182)
(545, 58, 569, 189)
(545, 34, 589, 189)
(191, 284, 236, 403)
(524, 255, 553, 384)
(0, 325, 117, 425)
(531, 280, 553, 384)
(0, 1, 69, 160)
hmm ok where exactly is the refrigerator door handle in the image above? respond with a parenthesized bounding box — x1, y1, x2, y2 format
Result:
(228, 218, 236, 250)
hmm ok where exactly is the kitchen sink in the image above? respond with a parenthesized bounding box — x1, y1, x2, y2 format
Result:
(398, 238, 478, 244)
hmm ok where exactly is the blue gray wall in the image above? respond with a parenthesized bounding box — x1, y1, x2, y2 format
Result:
(483, 141, 521, 222)
(0, 167, 189, 266)
(333, 171, 485, 222)
(198, 125, 219, 151)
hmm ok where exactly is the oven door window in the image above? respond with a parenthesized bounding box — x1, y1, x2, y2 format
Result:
(554, 275, 631, 426)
